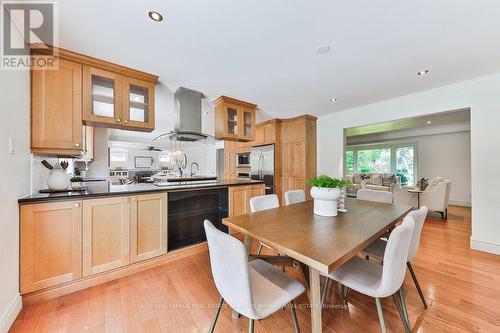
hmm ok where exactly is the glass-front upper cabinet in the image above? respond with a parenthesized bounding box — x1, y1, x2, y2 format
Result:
(226, 106, 239, 137)
(122, 77, 155, 131)
(83, 66, 123, 126)
(242, 108, 255, 138)
(214, 96, 256, 141)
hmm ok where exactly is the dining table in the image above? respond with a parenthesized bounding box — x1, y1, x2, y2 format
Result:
(223, 197, 413, 333)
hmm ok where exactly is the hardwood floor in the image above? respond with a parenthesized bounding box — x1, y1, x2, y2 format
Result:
(10, 205, 500, 332)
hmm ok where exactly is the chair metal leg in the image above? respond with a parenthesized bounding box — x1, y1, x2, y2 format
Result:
(321, 278, 330, 308)
(257, 243, 264, 255)
(407, 262, 428, 308)
(208, 297, 224, 333)
(398, 288, 411, 332)
(392, 292, 411, 333)
(375, 298, 387, 333)
(290, 301, 300, 333)
(340, 284, 349, 304)
(248, 318, 254, 333)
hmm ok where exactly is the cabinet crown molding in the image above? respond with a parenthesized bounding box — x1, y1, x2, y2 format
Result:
(30, 43, 159, 83)
(213, 95, 257, 108)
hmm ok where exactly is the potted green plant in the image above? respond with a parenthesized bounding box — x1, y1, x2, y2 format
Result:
(305, 175, 350, 216)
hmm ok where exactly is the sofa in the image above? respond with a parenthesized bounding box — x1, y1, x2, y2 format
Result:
(394, 177, 451, 219)
(346, 173, 400, 196)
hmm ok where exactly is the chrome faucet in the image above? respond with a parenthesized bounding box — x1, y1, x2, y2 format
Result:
(190, 162, 199, 177)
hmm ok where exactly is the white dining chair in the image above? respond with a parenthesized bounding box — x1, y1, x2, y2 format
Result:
(249, 194, 280, 254)
(204, 220, 305, 333)
(357, 189, 393, 203)
(321, 216, 416, 333)
(285, 190, 307, 206)
(363, 206, 429, 308)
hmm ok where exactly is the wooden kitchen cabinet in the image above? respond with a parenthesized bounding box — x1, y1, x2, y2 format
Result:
(224, 140, 238, 180)
(280, 115, 317, 202)
(31, 57, 84, 156)
(130, 193, 167, 262)
(254, 119, 277, 146)
(20, 200, 82, 294)
(83, 67, 155, 132)
(83, 66, 123, 127)
(215, 96, 256, 142)
(122, 77, 155, 131)
(229, 184, 265, 217)
(83, 197, 130, 276)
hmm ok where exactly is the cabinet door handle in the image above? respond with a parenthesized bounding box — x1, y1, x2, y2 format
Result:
(75, 143, 80, 147)
(74, 203, 80, 208)
(116, 118, 121, 123)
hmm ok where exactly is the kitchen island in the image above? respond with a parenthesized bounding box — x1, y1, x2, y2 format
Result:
(18, 179, 265, 304)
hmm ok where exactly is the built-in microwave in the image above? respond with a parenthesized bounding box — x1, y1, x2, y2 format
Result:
(236, 152, 250, 168)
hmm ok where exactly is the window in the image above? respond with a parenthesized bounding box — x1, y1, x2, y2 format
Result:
(345, 150, 354, 174)
(159, 155, 171, 163)
(345, 142, 417, 186)
(396, 146, 414, 186)
(109, 148, 128, 168)
(357, 148, 391, 173)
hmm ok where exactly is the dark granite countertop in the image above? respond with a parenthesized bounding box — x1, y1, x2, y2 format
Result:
(19, 179, 265, 204)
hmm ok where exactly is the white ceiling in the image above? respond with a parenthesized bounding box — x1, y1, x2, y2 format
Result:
(58, 0, 500, 119)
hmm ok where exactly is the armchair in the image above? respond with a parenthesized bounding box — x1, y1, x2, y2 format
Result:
(394, 178, 451, 219)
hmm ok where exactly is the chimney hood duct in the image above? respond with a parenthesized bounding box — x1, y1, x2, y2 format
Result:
(154, 87, 212, 142)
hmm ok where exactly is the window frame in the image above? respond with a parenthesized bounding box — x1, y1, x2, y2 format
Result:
(345, 141, 419, 185)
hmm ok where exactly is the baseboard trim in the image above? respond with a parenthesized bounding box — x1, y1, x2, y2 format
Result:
(449, 200, 471, 207)
(470, 239, 500, 255)
(0, 294, 22, 333)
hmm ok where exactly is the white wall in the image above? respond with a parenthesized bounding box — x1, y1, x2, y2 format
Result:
(0, 36, 31, 333)
(318, 73, 500, 255)
(418, 131, 471, 206)
(347, 127, 471, 206)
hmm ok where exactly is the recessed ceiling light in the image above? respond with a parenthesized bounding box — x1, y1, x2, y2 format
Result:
(330, 98, 338, 102)
(149, 11, 163, 22)
(427, 120, 432, 124)
(316, 45, 331, 54)
(417, 69, 430, 76)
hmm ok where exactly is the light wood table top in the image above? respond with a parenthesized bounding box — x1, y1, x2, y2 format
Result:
(223, 198, 412, 274)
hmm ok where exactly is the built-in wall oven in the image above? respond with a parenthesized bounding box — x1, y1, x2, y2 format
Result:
(236, 152, 250, 168)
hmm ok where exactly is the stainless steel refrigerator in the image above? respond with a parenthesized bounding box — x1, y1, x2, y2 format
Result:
(250, 144, 275, 194)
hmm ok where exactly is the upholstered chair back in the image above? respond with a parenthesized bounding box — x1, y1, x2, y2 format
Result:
(250, 194, 280, 212)
(377, 216, 415, 297)
(284, 190, 307, 206)
(406, 206, 428, 261)
(204, 220, 257, 319)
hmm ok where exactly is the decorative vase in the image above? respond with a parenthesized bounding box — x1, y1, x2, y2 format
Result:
(47, 164, 70, 191)
(338, 186, 347, 213)
(310, 187, 341, 217)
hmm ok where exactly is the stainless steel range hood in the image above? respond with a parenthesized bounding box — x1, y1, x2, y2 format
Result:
(154, 87, 212, 142)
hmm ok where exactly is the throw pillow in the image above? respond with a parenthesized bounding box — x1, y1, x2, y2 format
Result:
(371, 174, 383, 186)
(416, 178, 429, 191)
(426, 177, 443, 191)
(361, 173, 371, 180)
(353, 173, 362, 184)
(382, 175, 395, 187)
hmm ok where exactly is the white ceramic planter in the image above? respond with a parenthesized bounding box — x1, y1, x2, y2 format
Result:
(47, 165, 70, 191)
(310, 186, 341, 217)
